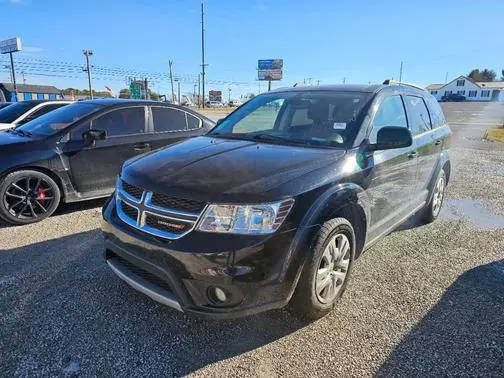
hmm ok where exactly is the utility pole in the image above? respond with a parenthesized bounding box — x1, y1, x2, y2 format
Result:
(343, 77, 346, 84)
(268, 80, 271, 91)
(201, 0, 207, 108)
(198, 74, 201, 108)
(144, 78, 149, 100)
(228, 88, 231, 103)
(9, 52, 17, 100)
(83, 50, 93, 99)
(169, 60, 175, 103)
(193, 83, 197, 104)
(445, 72, 448, 84)
(399, 61, 403, 82)
(21, 71, 26, 84)
(174, 78, 180, 104)
(316, 80, 320, 86)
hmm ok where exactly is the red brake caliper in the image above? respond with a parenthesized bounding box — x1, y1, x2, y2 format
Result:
(37, 186, 46, 204)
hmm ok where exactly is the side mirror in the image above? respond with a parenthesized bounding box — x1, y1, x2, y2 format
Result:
(369, 126, 412, 151)
(82, 129, 106, 146)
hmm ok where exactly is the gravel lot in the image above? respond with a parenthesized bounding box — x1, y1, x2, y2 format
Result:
(1, 102, 503, 377)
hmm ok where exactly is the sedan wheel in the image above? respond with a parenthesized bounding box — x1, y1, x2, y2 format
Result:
(431, 174, 445, 217)
(0, 170, 61, 225)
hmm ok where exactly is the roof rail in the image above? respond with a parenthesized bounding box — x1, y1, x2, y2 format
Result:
(382, 79, 425, 91)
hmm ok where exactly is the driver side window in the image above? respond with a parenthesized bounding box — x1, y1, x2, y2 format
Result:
(370, 95, 408, 142)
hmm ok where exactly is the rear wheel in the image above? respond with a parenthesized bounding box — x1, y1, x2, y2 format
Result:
(0, 170, 61, 225)
(422, 169, 446, 224)
(291, 218, 355, 320)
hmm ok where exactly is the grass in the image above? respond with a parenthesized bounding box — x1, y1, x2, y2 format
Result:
(484, 127, 504, 143)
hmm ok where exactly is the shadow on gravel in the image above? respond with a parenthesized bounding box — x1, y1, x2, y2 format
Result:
(0, 197, 107, 229)
(377, 260, 504, 377)
(1, 231, 307, 376)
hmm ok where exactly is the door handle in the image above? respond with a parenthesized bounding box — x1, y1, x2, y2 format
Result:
(434, 140, 442, 146)
(408, 151, 418, 159)
(133, 143, 150, 151)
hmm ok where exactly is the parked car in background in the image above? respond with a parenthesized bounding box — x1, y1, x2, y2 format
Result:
(440, 93, 465, 102)
(102, 83, 451, 320)
(0, 100, 72, 130)
(0, 99, 214, 225)
(0, 102, 12, 110)
(228, 100, 243, 107)
(206, 101, 224, 108)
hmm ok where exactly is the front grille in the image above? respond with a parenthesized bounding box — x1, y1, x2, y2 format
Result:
(113, 254, 173, 293)
(122, 181, 143, 200)
(150, 193, 206, 213)
(120, 201, 138, 221)
(145, 213, 192, 234)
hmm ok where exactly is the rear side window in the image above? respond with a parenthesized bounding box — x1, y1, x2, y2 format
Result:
(186, 113, 202, 129)
(405, 96, 431, 135)
(370, 95, 407, 142)
(425, 96, 446, 128)
(152, 107, 187, 132)
(93, 107, 145, 137)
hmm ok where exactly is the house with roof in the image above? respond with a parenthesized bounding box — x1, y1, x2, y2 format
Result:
(0, 83, 63, 102)
(426, 75, 504, 102)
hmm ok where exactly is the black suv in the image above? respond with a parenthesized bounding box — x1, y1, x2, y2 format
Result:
(0, 99, 213, 225)
(102, 84, 451, 320)
(440, 93, 465, 102)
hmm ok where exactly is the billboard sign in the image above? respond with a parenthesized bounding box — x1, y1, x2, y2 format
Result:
(258, 59, 283, 70)
(0, 37, 22, 54)
(209, 90, 222, 102)
(258, 69, 282, 81)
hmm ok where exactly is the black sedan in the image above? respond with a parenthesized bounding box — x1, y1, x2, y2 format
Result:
(0, 99, 214, 225)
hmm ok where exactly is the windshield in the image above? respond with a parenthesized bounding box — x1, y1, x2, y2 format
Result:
(0, 102, 38, 123)
(209, 91, 371, 148)
(16, 103, 101, 136)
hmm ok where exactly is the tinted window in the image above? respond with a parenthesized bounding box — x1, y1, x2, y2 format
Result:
(406, 96, 431, 135)
(186, 113, 202, 129)
(152, 107, 186, 132)
(0, 102, 38, 123)
(93, 107, 145, 137)
(370, 95, 407, 142)
(27, 103, 67, 120)
(16, 103, 100, 136)
(425, 96, 446, 129)
(69, 121, 91, 141)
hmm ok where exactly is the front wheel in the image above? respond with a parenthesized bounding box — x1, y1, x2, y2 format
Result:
(0, 170, 61, 225)
(291, 218, 355, 320)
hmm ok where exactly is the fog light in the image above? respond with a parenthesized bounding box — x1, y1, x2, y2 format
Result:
(208, 286, 228, 304)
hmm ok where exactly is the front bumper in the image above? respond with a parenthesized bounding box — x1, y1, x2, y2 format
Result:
(101, 197, 303, 318)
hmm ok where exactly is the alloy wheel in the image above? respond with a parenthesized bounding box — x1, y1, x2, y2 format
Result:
(315, 233, 350, 304)
(432, 175, 445, 217)
(3, 176, 55, 220)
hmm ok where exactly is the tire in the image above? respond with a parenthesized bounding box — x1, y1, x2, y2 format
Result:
(291, 217, 356, 320)
(0, 170, 61, 225)
(421, 169, 446, 224)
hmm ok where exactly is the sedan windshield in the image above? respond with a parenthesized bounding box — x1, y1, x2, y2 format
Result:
(16, 103, 101, 136)
(209, 91, 372, 148)
(0, 102, 38, 123)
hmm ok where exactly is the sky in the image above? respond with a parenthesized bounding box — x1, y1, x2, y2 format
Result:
(1, 0, 503, 98)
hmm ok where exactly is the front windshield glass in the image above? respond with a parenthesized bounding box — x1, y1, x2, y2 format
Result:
(16, 103, 100, 136)
(0, 102, 38, 123)
(209, 91, 372, 148)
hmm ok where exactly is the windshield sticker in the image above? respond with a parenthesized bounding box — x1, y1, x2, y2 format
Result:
(333, 122, 346, 130)
(353, 98, 360, 103)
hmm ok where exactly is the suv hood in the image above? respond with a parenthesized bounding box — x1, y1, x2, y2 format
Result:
(122, 136, 346, 202)
(0, 130, 37, 146)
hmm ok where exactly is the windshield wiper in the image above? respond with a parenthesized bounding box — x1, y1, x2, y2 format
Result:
(7, 128, 32, 137)
(252, 133, 308, 145)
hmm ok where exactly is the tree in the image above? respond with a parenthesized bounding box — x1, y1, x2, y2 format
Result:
(119, 88, 130, 98)
(148, 90, 160, 101)
(468, 68, 496, 82)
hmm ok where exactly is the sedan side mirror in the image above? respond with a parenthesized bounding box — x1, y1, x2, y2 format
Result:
(369, 126, 412, 151)
(82, 129, 106, 146)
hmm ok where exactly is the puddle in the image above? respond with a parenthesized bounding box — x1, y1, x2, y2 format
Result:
(440, 198, 504, 230)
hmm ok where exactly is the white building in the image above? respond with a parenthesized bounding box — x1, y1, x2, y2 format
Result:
(426, 75, 504, 102)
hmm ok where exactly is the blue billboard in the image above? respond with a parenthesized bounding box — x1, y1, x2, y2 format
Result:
(258, 59, 283, 70)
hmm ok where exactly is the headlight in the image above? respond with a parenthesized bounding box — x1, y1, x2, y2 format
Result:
(198, 199, 294, 234)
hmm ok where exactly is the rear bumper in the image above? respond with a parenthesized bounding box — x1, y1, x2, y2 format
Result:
(102, 198, 304, 319)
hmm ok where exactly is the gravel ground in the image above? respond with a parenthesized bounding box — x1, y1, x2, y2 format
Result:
(1, 102, 503, 377)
